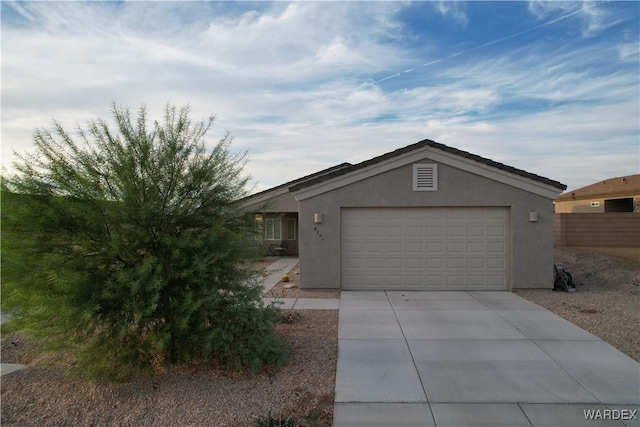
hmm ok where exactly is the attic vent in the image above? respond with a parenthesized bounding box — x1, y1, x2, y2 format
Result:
(413, 164, 438, 191)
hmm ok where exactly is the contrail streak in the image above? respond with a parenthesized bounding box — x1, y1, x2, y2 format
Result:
(371, 4, 591, 85)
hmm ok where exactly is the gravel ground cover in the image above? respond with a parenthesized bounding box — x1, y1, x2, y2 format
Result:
(3, 247, 638, 426)
(1, 310, 338, 427)
(266, 264, 340, 299)
(517, 247, 640, 362)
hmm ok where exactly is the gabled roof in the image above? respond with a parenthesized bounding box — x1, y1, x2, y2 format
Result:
(289, 139, 566, 192)
(556, 174, 640, 201)
(243, 162, 352, 201)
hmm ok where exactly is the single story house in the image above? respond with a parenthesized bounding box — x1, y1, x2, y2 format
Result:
(242, 162, 353, 256)
(242, 139, 567, 291)
(555, 174, 640, 213)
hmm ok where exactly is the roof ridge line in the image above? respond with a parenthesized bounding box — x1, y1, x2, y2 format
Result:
(289, 139, 566, 192)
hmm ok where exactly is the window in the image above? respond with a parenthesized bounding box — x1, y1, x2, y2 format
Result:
(265, 217, 282, 240)
(413, 164, 438, 191)
(605, 198, 633, 212)
(254, 214, 264, 241)
(286, 217, 296, 240)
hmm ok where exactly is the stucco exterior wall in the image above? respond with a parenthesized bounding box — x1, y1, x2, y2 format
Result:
(242, 191, 298, 213)
(297, 158, 555, 290)
(555, 194, 640, 213)
(555, 198, 606, 213)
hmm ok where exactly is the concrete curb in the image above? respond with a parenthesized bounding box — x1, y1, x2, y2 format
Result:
(263, 297, 340, 310)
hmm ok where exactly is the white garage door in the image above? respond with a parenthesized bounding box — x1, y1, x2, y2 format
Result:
(341, 207, 509, 290)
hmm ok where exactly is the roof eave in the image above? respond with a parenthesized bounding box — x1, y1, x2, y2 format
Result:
(291, 140, 566, 200)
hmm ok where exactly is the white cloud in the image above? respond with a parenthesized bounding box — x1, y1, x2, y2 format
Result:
(618, 42, 640, 62)
(2, 1, 638, 196)
(237, 34, 639, 192)
(578, 1, 613, 37)
(1, 2, 409, 168)
(527, 0, 620, 38)
(433, 1, 469, 26)
(194, 2, 407, 82)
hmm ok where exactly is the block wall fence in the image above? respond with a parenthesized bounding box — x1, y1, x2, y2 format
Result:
(554, 213, 640, 247)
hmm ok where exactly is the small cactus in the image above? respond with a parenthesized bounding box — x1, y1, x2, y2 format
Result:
(255, 410, 295, 427)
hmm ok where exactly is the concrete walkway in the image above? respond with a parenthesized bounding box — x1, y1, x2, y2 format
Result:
(259, 257, 340, 309)
(334, 291, 640, 427)
(259, 256, 300, 293)
(0, 363, 25, 376)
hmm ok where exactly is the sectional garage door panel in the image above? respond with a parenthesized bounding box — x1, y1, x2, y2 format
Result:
(341, 207, 509, 290)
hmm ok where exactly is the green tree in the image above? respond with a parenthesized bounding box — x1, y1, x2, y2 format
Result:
(2, 104, 289, 381)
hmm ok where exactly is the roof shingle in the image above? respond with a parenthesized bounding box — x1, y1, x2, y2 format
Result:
(556, 174, 640, 201)
(243, 162, 352, 200)
(289, 139, 567, 192)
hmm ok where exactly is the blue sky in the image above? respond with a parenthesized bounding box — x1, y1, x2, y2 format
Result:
(2, 1, 638, 193)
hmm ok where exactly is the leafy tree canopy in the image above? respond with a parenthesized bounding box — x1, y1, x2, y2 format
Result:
(2, 103, 289, 381)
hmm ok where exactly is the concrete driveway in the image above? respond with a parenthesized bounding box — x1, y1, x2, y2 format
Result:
(334, 291, 640, 427)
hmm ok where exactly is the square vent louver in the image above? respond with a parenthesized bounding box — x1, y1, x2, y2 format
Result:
(413, 164, 438, 191)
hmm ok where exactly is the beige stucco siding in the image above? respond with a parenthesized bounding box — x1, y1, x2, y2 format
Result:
(555, 194, 640, 213)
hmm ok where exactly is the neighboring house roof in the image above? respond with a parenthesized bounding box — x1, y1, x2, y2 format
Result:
(290, 139, 567, 192)
(556, 174, 640, 201)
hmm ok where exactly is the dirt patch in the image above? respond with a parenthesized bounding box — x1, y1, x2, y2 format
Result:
(517, 247, 640, 363)
(266, 264, 341, 299)
(247, 256, 278, 275)
(1, 310, 338, 427)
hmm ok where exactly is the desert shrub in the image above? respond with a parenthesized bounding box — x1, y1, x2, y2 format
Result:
(254, 410, 296, 427)
(1, 103, 289, 381)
